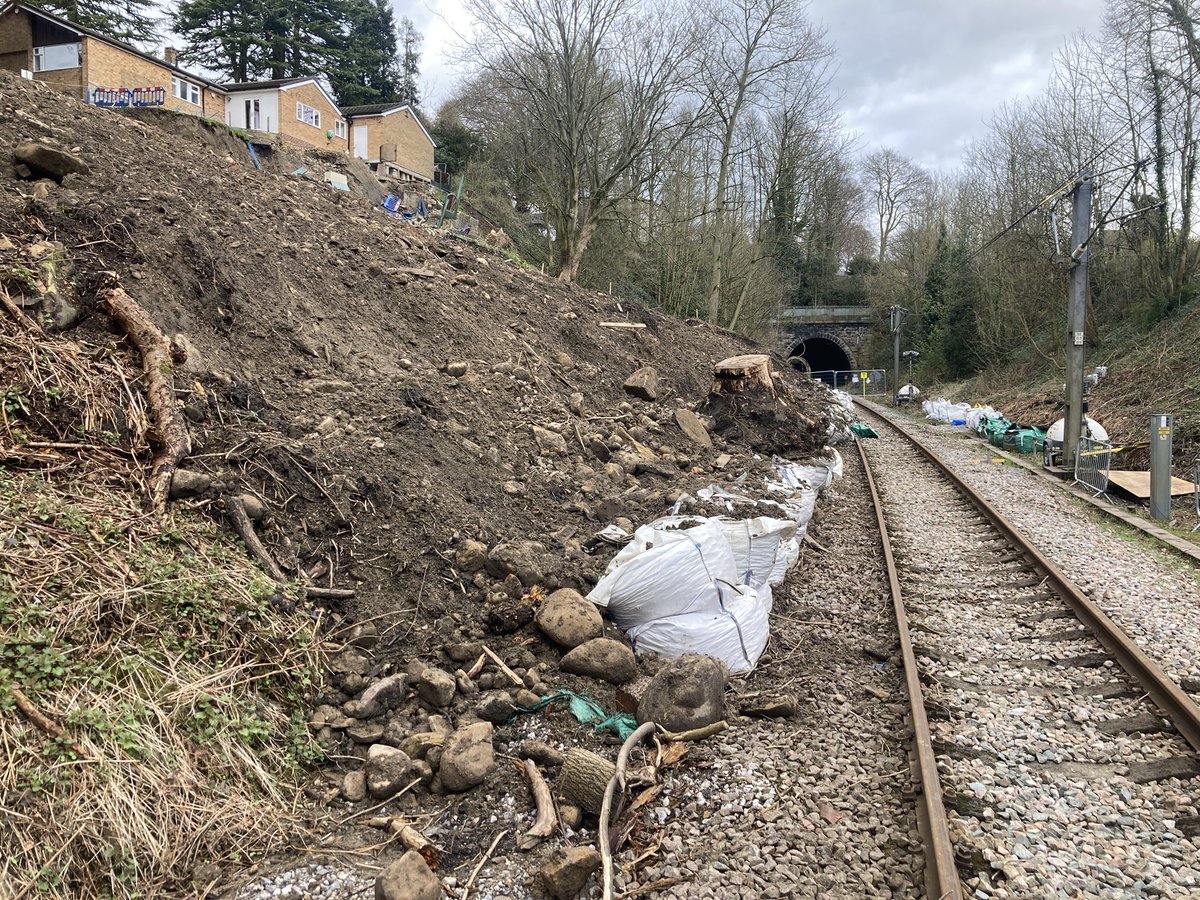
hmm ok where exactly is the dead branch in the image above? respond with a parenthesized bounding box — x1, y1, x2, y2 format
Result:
(480, 644, 524, 687)
(598, 721, 656, 900)
(660, 720, 728, 743)
(464, 829, 507, 899)
(224, 495, 288, 583)
(0, 284, 42, 332)
(517, 760, 557, 851)
(96, 273, 190, 515)
(11, 686, 89, 757)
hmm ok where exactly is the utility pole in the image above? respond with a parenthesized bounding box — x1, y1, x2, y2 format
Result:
(1064, 173, 1092, 467)
(889, 305, 906, 407)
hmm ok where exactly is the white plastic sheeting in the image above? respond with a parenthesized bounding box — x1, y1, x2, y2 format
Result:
(627, 586, 770, 673)
(965, 405, 1002, 432)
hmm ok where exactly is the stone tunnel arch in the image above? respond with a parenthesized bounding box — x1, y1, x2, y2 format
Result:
(787, 334, 854, 375)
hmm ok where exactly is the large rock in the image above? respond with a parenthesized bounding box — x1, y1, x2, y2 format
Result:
(454, 539, 488, 572)
(485, 541, 545, 586)
(348, 673, 410, 718)
(623, 366, 658, 401)
(473, 691, 515, 724)
(439, 722, 494, 792)
(416, 666, 456, 707)
(375, 849, 441, 900)
(364, 744, 414, 799)
(636, 653, 728, 733)
(674, 408, 713, 448)
(560, 637, 637, 684)
(540, 846, 602, 900)
(531, 425, 569, 455)
(535, 589, 603, 649)
(13, 141, 89, 181)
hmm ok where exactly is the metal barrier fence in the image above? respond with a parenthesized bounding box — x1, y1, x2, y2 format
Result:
(1073, 438, 1113, 501)
(810, 369, 888, 395)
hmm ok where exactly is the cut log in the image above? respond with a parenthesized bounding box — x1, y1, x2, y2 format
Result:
(711, 354, 775, 396)
(97, 272, 190, 515)
(558, 748, 617, 815)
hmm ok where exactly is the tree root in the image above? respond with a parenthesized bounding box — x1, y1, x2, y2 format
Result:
(96, 272, 190, 516)
(598, 721, 657, 900)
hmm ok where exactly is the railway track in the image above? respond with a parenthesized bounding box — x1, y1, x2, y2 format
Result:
(853, 401, 1200, 898)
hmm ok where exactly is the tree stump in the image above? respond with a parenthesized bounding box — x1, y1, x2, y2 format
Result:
(711, 354, 776, 397)
(557, 748, 616, 815)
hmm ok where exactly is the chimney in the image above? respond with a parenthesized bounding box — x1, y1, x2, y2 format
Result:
(164, 47, 177, 66)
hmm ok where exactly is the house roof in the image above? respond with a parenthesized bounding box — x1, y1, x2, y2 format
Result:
(225, 77, 345, 120)
(1, 1, 226, 91)
(342, 102, 436, 148)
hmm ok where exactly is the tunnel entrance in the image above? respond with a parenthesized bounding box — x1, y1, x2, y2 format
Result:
(788, 336, 852, 376)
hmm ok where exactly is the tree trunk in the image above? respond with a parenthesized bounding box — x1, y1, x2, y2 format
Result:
(558, 748, 616, 815)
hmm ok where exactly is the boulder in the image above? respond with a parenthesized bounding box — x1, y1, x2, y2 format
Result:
(364, 744, 414, 799)
(636, 653, 728, 733)
(416, 667, 457, 707)
(540, 846, 602, 900)
(439, 722, 494, 792)
(375, 849, 441, 900)
(535, 589, 603, 649)
(623, 367, 658, 401)
(13, 141, 89, 181)
(560, 638, 637, 684)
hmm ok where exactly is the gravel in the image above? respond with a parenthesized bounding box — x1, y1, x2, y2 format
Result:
(861, 405, 1200, 898)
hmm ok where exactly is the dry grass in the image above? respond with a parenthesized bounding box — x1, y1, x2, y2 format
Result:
(1, 297, 327, 897)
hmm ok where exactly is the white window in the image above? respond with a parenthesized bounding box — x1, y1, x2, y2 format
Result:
(33, 43, 81, 72)
(296, 102, 321, 128)
(334, 120, 346, 138)
(171, 76, 201, 105)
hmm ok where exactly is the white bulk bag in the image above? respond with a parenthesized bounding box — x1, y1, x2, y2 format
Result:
(721, 516, 799, 588)
(628, 584, 770, 674)
(587, 517, 736, 630)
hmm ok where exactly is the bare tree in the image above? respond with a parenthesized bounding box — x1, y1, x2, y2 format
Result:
(698, 0, 832, 324)
(464, 0, 699, 282)
(861, 147, 931, 261)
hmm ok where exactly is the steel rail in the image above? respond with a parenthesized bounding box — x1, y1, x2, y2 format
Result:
(857, 400, 1200, 756)
(853, 436, 964, 900)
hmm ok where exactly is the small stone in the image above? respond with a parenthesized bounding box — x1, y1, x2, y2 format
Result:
(560, 638, 637, 684)
(416, 667, 457, 707)
(515, 688, 541, 708)
(440, 722, 495, 792)
(445, 641, 483, 663)
(364, 745, 413, 799)
(535, 589, 604, 649)
(169, 469, 213, 499)
(376, 849, 440, 900)
(445, 361, 469, 377)
(558, 803, 582, 829)
(531, 425, 569, 455)
(623, 367, 658, 401)
(350, 673, 410, 719)
(474, 691, 515, 724)
(346, 721, 385, 743)
(454, 540, 488, 572)
(399, 732, 445, 760)
(541, 846, 602, 900)
(674, 408, 712, 448)
(340, 770, 367, 802)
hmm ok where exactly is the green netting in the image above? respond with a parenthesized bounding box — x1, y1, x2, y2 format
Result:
(850, 422, 880, 438)
(1003, 427, 1047, 454)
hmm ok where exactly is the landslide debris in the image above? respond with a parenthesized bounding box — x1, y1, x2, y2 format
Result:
(0, 71, 841, 897)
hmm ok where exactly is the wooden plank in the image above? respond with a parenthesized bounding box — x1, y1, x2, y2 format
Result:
(1107, 470, 1194, 499)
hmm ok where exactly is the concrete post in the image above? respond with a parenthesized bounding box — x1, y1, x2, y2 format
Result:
(1151, 414, 1174, 521)
(1064, 173, 1092, 468)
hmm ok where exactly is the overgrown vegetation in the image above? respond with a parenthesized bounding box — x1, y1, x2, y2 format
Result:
(0, 303, 325, 898)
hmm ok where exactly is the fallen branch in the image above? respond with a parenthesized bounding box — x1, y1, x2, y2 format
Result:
(598, 721, 656, 900)
(97, 272, 191, 516)
(224, 495, 288, 583)
(11, 686, 89, 758)
(480, 644, 523, 687)
(517, 760, 557, 851)
(598, 321, 646, 329)
(304, 586, 356, 600)
(464, 829, 507, 899)
(660, 720, 728, 743)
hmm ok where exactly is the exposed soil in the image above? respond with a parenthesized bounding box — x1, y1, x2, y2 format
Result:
(0, 71, 853, 896)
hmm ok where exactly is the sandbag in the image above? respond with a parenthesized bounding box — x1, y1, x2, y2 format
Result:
(627, 585, 769, 674)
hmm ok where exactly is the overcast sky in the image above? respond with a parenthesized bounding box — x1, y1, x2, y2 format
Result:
(408, 0, 1108, 173)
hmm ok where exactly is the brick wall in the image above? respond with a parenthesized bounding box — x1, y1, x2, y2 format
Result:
(0, 8, 31, 70)
(352, 108, 433, 179)
(278, 82, 348, 153)
(85, 38, 222, 118)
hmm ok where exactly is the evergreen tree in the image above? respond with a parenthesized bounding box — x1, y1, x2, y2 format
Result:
(173, 0, 256, 81)
(329, 0, 402, 107)
(398, 17, 421, 108)
(37, 0, 159, 44)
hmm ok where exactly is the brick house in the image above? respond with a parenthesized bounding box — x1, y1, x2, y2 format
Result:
(343, 103, 435, 182)
(0, 1, 224, 117)
(224, 77, 348, 154)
